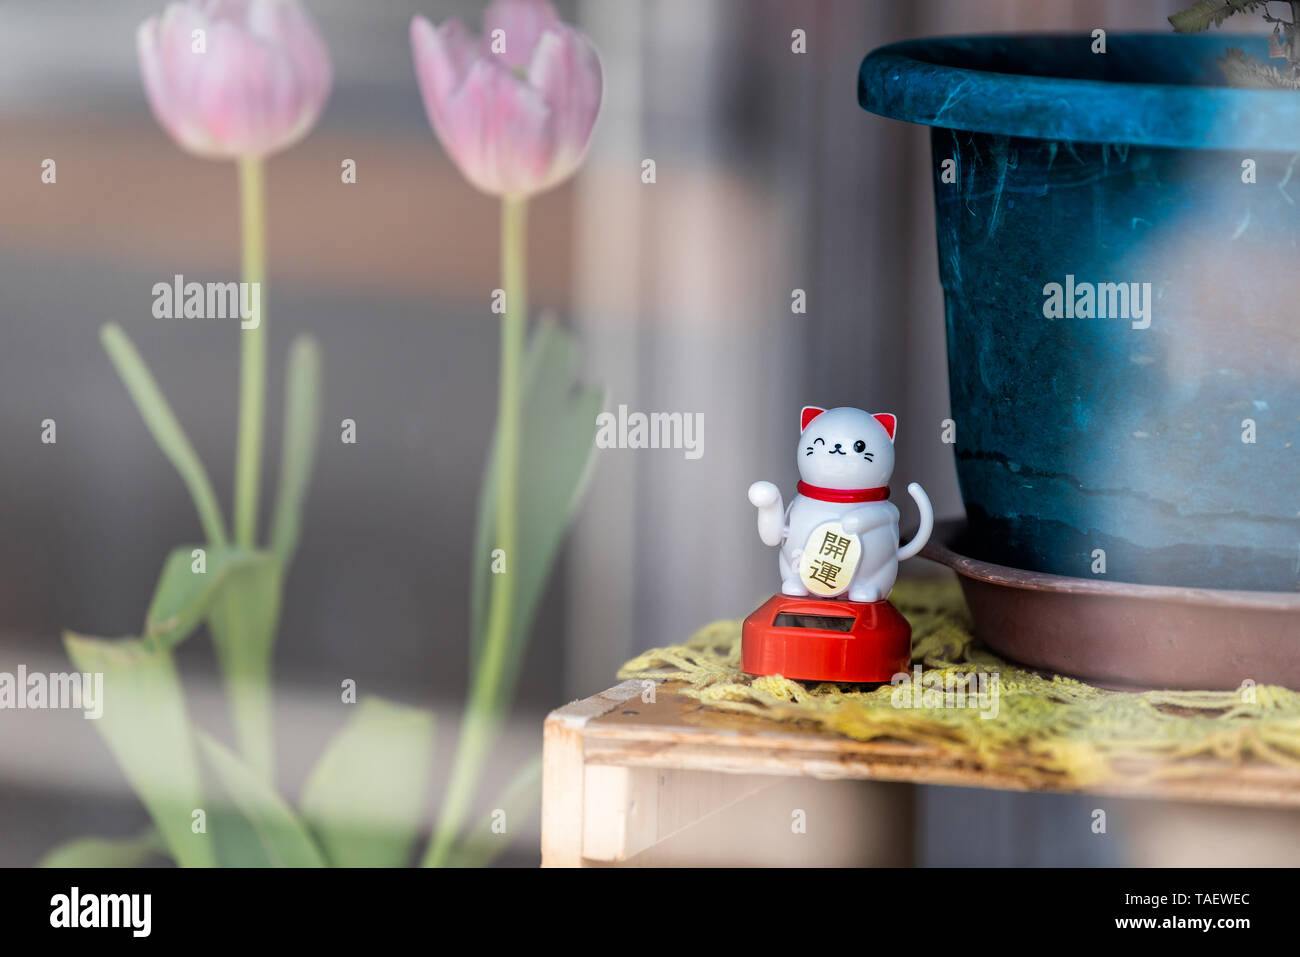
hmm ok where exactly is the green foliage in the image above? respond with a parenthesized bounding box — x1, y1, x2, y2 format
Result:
(446, 754, 541, 868)
(197, 734, 327, 867)
(300, 699, 436, 867)
(468, 319, 603, 710)
(1170, 1, 1273, 33)
(64, 310, 565, 870)
(207, 558, 284, 781)
(206, 807, 274, 868)
(39, 830, 166, 868)
(270, 336, 322, 565)
(63, 634, 215, 868)
(100, 323, 227, 547)
(1220, 46, 1300, 86)
(1170, 0, 1300, 86)
(57, 178, 351, 867)
(144, 545, 273, 649)
(62, 233, 579, 869)
(56, 314, 378, 869)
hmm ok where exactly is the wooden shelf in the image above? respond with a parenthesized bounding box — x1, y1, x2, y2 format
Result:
(542, 679, 1300, 866)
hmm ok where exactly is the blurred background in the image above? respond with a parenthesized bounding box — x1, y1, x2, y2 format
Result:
(3, 0, 1292, 867)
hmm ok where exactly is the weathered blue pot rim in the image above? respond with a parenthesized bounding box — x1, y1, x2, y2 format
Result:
(859, 32, 1300, 150)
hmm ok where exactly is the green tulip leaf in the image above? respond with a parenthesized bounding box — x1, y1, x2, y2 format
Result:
(100, 323, 227, 547)
(143, 545, 272, 650)
(206, 807, 274, 868)
(38, 829, 166, 868)
(300, 698, 435, 868)
(197, 733, 326, 868)
(207, 558, 284, 781)
(63, 633, 214, 868)
(469, 319, 602, 708)
(270, 336, 322, 566)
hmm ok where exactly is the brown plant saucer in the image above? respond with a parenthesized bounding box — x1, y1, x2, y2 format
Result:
(919, 521, 1300, 691)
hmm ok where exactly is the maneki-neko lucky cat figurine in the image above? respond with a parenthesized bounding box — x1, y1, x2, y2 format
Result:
(741, 406, 933, 682)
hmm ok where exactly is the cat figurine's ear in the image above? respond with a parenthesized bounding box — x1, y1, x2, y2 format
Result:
(873, 412, 897, 442)
(801, 406, 826, 430)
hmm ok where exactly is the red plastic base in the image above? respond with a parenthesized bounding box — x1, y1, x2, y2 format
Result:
(741, 594, 911, 683)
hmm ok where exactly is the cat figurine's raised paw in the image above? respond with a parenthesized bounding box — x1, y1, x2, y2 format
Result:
(747, 406, 933, 603)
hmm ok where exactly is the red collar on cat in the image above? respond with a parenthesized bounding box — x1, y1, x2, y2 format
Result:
(797, 482, 889, 503)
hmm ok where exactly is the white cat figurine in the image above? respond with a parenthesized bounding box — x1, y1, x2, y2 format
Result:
(747, 406, 933, 603)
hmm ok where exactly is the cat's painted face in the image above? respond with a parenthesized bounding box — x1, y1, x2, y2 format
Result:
(796, 406, 896, 489)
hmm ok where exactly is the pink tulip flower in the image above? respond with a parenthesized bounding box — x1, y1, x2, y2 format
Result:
(137, 0, 332, 160)
(411, 0, 602, 197)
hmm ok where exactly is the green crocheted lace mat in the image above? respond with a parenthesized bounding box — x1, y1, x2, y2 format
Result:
(617, 577, 1300, 789)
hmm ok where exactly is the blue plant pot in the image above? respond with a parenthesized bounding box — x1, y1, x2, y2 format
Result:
(860, 34, 1299, 591)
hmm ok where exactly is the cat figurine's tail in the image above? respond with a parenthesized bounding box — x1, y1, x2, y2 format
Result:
(897, 482, 933, 561)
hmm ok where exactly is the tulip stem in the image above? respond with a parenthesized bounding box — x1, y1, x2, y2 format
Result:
(424, 195, 527, 868)
(235, 155, 267, 549)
